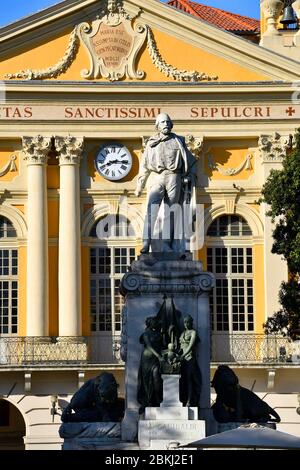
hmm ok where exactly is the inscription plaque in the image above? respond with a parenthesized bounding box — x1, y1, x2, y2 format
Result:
(79, 8, 146, 81)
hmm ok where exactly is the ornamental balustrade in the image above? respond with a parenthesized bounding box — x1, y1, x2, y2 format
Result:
(0, 334, 296, 367)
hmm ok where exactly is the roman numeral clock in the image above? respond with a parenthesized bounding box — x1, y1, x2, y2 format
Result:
(95, 143, 132, 181)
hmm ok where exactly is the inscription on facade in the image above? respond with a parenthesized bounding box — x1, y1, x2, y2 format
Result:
(0, 105, 299, 121)
(91, 22, 133, 69)
(78, 9, 146, 81)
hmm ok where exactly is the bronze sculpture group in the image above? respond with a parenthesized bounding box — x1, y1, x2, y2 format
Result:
(137, 307, 202, 412)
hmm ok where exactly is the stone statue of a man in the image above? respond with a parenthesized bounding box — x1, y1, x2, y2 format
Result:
(135, 113, 197, 254)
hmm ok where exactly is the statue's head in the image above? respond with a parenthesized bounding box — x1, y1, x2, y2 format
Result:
(155, 113, 173, 135)
(94, 372, 119, 404)
(211, 365, 239, 395)
(183, 315, 193, 329)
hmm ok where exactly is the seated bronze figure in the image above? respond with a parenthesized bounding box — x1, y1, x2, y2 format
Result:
(211, 365, 280, 424)
(61, 372, 124, 423)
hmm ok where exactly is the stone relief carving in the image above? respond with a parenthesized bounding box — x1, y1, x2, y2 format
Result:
(79, 1, 146, 81)
(55, 136, 84, 165)
(0, 155, 17, 177)
(22, 136, 52, 164)
(208, 153, 252, 176)
(185, 135, 204, 159)
(146, 28, 218, 82)
(5, 27, 79, 80)
(258, 132, 293, 162)
(5, 1, 217, 83)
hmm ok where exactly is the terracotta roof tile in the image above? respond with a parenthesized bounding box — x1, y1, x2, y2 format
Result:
(167, 0, 260, 33)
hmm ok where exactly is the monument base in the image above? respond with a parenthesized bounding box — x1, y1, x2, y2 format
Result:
(138, 419, 205, 450)
(59, 422, 122, 450)
(121, 256, 214, 442)
(138, 375, 205, 449)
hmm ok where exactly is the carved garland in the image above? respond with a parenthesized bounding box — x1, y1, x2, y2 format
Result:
(5, 24, 217, 82)
(5, 27, 79, 80)
(0, 155, 17, 177)
(208, 153, 252, 176)
(146, 27, 218, 82)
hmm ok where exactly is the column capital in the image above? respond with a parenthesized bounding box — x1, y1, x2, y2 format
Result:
(55, 135, 84, 165)
(22, 135, 51, 165)
(258, 132, 294, 163)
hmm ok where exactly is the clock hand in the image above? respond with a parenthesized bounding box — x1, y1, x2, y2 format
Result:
(105, 159, 129, 167)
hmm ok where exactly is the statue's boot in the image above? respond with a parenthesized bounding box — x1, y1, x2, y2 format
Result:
(141, 240, 151, 254)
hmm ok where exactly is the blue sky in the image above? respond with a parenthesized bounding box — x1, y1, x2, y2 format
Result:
(0, 1, 260, 27)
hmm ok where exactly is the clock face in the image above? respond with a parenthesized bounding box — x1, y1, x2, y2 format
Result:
(95, 143, 132, 181)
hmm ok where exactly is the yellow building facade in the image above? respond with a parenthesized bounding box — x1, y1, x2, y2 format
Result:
(0, 0, 299, 449)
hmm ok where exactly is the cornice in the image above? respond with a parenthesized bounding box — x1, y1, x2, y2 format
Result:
(1, 81, 298, 95)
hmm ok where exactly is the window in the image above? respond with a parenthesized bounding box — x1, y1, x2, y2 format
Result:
(207, 215, 254, 333)
(0, 217, 18, 336)
(89, 216, 135, 334)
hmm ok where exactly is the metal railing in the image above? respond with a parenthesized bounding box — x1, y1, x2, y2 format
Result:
(0, 333, 298, 367)
(211, 333, 295, 364)
(0, 335, 123, 366)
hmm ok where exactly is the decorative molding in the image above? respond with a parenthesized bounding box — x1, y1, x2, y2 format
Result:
(185, 134, 204, 159)
(208, 153, 252, 176)
(55, 136, 84, 165)
(5, 27, 79, 80)
(258, 132, 293, 162)
(204, 203, 264, 238)
(81, 202, 144, 239)
(146, 27, 218, 82)
(79, 2, 146, 81)
(22, 135, 51, 164)
(0, 155, 17, 177)
(121, 262, 215, 295)
(120, 303, 127, 362)
(109, 199, 119, 216)
(78, 371, 85, 389)
(24, 373, 32, 393)
(224, 198, 236, 215)
(267, 369, 276, 391)
(0, 204, 28, 238)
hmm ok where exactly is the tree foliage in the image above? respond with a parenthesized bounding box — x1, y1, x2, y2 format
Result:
(261, 131, 300, 339)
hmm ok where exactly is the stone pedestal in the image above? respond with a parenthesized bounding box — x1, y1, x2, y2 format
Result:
(138, 373, 205, 449)
(120, 253, 214, 443)
(59, 422, 121, 450)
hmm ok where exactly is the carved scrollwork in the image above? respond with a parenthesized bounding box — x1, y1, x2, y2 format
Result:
(121, 273, 141, 292)
(0, 155, 17, 177)
(185, 135, 204, 159)
(79, 7, 146, 81)
(55, 136, 84, 165)
(5, 28, 79, 80)
(22, 136, 52, 164)
(197, 273, 215, 291)
(146, 28, 218, 82)
(259, 132, 293, 162)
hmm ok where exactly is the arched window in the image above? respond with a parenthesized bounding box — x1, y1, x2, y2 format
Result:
(89, 215, 135, 334)
(0, 216, 18, 335)
(207, 215, 254, 333)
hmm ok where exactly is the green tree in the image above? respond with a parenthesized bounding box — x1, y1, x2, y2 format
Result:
(261, 131, 300, 339)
